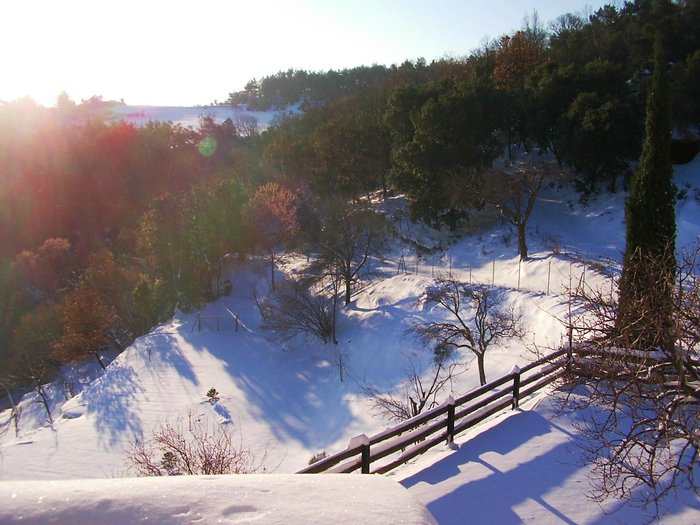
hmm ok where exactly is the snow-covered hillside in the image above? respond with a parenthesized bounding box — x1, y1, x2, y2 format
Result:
(108, 103, 297, 130)
(1, 156, 699, 523)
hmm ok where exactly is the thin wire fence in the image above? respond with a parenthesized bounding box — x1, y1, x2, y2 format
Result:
(392, 250, 616, 298)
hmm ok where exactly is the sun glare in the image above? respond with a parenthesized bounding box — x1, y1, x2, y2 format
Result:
(1, 0, 612, 107)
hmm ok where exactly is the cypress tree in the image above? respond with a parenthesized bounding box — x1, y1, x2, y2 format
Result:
(617, 37, 676, 351)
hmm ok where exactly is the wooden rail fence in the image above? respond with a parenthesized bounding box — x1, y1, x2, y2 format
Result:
(299, 348, 569, 475)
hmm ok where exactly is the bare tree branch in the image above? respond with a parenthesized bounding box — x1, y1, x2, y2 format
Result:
(560, 238, 700, 520)
(125, 412, 269, 476)
(410, 277, 523, 385)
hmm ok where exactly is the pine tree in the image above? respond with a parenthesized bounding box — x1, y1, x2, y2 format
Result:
(617, 37, 676, 351)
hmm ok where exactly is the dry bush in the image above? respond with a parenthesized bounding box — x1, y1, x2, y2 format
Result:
(363, 355, 462, 423)
(126, 412, 267, 476)
(261, 277, 335, 344)
(560, 240, 700, 519)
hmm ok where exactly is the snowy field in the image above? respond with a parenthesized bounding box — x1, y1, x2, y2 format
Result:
(1, 156, 699, 523)
(109, 103, 295, 130)
(1, 474, 435, 524)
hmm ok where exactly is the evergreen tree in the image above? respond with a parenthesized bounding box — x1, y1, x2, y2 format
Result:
(617, 37, 676, 351)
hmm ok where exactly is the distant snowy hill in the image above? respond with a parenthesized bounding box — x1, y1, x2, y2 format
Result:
(108, 103, 296, 129)
(1, 156, 699, 523)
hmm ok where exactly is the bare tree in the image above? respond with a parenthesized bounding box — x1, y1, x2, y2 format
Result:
(243, 182, 299, 291)
(235, 113, 260, 138)
(261, 277, 335, 344)
(126, 412, 268, 476)
(314, 202, 387, 307)
(561, 240, 700, 519)
(410, 277, 523, 386)
(364, 354, 462, 423)
(485, 161, 559, 260)
(0, 378, 21, 437)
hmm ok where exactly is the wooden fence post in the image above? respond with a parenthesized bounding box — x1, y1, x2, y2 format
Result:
(511, 365, 521, 409)
(445, 396, 455, 445)
(361, 443, 371, 474)
(348, 434, 371, 474)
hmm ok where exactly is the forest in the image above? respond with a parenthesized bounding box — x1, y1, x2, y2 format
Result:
(1, 0, 699, 398)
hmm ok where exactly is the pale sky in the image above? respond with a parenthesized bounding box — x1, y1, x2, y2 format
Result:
(1, 1, 614, 107)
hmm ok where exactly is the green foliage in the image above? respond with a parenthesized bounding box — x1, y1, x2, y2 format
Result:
(560, 90, 641, 194)
(206, 387, 220, 404)
(3, 0, 700, 398)
(309, 89, 392, 200)
(228, 64, 400, 110)
(9, 302, 63, 389)
(530, 60, 643, 197)
(618, 37, 676, 351)
(672, 49, 700, 127)
(386, 80, 502, 227)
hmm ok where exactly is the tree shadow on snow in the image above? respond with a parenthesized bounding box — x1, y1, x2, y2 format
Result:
(82, 361, 145, 448)
(401, 410, 582, 525)
(138, 333, 200, 387)
(187, 331, 354, 451)
(81, 333, 201, 449)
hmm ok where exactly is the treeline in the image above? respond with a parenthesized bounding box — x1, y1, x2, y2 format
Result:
(1, 0, 699, 404)
(253, 0, 699, 221)
(225, 59, 471, 111)
(0, 97, 259, 405)
(228, 2, 700, 124)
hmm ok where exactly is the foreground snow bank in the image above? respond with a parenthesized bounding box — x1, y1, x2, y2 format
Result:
(397, 390, 700, 524)
(0, 473, 435, 525)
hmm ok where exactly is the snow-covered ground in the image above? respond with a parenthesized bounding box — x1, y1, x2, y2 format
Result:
(108, 103, 296, 130)
(1, 157, 699, 523)
(395, 390, 700, 524)
(0, 474, 435, 525)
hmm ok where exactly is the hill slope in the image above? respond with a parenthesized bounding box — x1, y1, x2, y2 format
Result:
(1, 156, 699, 522)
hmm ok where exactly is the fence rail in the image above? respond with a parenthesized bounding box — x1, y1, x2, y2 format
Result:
(298, 347, 569, 475)
(191, 314, 239, 332)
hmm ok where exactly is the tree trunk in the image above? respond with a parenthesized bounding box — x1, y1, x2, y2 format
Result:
(332, 275, 339, 344)
(344, 279, 352, 307)
(477, 352, 487, 386)
(94, 351, 106, 370)
(34, 383, 53, 423)
(517, 222, 528, 260)
(269, 250, 276, 291)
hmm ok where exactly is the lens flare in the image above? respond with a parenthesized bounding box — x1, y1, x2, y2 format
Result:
(198, 136, 217, 157)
